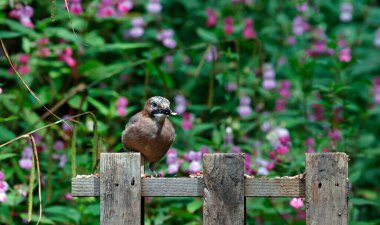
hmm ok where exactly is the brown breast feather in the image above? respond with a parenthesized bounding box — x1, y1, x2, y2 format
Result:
(122, 112, 175, 163)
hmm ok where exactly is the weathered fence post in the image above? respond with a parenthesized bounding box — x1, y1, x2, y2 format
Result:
(100, 153, 141, 225)
(305, 152, 348, 225)
(203, 153, 245, 225)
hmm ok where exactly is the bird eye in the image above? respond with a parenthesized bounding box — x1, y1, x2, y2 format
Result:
(152, 102, 158, 108)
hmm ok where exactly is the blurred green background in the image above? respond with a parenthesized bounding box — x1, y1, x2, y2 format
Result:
(1, 0, 380, 224)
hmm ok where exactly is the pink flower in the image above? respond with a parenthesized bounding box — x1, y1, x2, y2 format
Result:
(310, 103, 324, 121)
(275, 98, 287, 112)
(306, 137, 315, 147)
(276, 146, 289, 155)
(0, 171, 4, 181)
(147, 0, 162, 13)
(328, 129, 341, 141)
(232, 146, 241, 153)
(238, 96, 252, 117)
(69, 0, 83, 15)
(206, 8, 217, 27)
(97, 0, 116, 17)
(339, 48, 351, 62)
(266, 162, 275, 170)
(290, 198, 304, 209)
(223, 17, 234, 34)
(0, 181, 9, 192)
(182, 113, 193, 130)
(64, 193, 73, 201)
(117, 107, 127, 117)
(279, 80, 291, 98)
(243, 18, 256, 39)
(18, 54, 29, 64)
(117, 0, 133, 14)
(225, 82, 237, 92)
(0, 88, 3, 94)
(58, 47, 76, 67)
(0, 192, 7, 202)
(373, 77, 380, 104)
(117, 97, 128, 107)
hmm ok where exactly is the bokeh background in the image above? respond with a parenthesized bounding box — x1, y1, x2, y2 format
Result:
(1, 0, 380, 224)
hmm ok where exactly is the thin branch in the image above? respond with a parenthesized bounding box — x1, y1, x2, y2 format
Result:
(30, 135, 42, 225)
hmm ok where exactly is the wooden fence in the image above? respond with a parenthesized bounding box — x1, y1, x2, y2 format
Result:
(72, 152, 349, 225)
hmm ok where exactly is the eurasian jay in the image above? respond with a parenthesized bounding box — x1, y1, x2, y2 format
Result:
(122, 96, 176, 176)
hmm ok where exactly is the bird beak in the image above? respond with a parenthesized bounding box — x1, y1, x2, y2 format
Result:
(161, 108, 177, 116)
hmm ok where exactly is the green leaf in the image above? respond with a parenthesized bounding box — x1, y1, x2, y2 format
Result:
(196, 28, 218, 43)
(86, 43, 152, 54)
(20, 213, 55, 225)
(83, 204, 100, 216)
(0, 153, 17, 161)
(0, 31, 21, 39)
(44, 206, 81, 223)
(186, 200, 202, 213)
(87, 97, 109, 116)
(0, 126, 16, 142)
(2, 19, 39, 39)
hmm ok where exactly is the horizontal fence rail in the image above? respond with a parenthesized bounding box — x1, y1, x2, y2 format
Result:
(71, 152, 348, 225)
(72, 176, 306, 197)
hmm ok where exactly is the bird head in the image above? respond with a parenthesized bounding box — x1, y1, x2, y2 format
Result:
(144, 96, 177, 121)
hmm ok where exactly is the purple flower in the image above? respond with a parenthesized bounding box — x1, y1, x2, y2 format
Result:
(296, 3, 308, 13)
(147, 0, 162, 13)
(292, 16, 308, 35)
(262, 79, 276, 90)
(97, 0, 116, 17)
(243, 18, 256, 39)
(174, 95, 187, 115)
(168, 163, 179, 174)
(166, 148, 178, 164)
(19, 158, 33, 170)
(9, 4, 34, 29)
(287, 36, 296, 45)
(373, 77, 380, 104)
(22, 147, 33, 158)
(263, 63, 275, 79)
(0, 171, 4, 181)
(261, 121, 272, 132)
(189, 161, 202, 173)
(184, 151, 201, 162)
(59, 155, 67, 168)
(54, 140, 65, 150)
(237, 105, 252, 117)
(200, 146, 210, 154)
(0, 181, 9, 192)
(328, 129, 341, 141)
(206, 45, 218, 62)
(128, 18, 145, 38)
(340, 3, 353, 22)
(374, 28, 380, 48)
(225, 82, 237, 92)
(163, 38, 177, 49)
(239, 96, 251, 106)
(232, 146, 241, 153)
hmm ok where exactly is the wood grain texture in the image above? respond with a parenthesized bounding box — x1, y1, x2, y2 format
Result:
(305, 153, 348, 225)
(72, 177, 305, 197)
(203, 153, 245, 225)
(245, 177, 305, 197)
(142, 178, 203, 196)
(100, 153, 141, 225)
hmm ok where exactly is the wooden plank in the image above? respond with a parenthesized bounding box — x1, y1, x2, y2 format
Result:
(72, 177, 100, 197)
(72, 177, 305, 197)
(100, 153, 141, 225)
(142, 178, 203, 196)
(305, 153, 348, 225)
(203, 153, 245, 225)
(245, 176, 305, 197)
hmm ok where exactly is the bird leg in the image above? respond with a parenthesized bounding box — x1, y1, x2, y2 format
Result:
(149, 163, 159, 177)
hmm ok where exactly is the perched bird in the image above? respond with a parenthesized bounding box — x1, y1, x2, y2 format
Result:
(122, 96, 176, 176)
